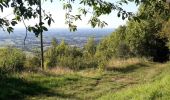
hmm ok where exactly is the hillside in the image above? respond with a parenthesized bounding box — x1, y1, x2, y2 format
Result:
(1, 1, 170, 100)
(1, 58, 170, 100)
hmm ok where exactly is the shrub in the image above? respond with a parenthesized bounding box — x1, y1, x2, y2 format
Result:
(82, 37, 98, 68)
(84, 37, 96, 56)
(25, 56, 41, 68)
(0, 47, 26, 72)
(44, 39, 84, 70)
(44, 38, 58, 68)
(116, 42, 131, 58)
(82, 51, 98, 68)
(95, 51, 108, 70)
(57, 56, 83, 70)
(44, 47, 57, 68)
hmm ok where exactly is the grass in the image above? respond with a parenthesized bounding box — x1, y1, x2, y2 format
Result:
(99, 76, 170, 100)
(99, 65, 170, 100)
(0, 58, 170, 100)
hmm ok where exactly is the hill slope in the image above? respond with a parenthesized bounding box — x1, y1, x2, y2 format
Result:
(0, 59, 170, 100)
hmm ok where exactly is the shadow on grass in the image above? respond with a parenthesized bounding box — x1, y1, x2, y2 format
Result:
(0, 74, 78, 100)
(107, 63, 149, 73)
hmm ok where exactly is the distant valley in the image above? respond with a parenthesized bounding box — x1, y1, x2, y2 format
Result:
(0, 28, 113, 51)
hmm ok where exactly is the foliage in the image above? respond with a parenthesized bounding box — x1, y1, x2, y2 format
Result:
(44, 38, 58, 68)
(0, 47, 26, 72)
(97, 25, 130, 59)
(1, 0, 170, 99)
(44, 38, 100, 70)
(0, 0, 169, 70)
(161, 19, 170, 49)
(125, 1, 170, 61)
(25, 56, 41, 68)
(116, 41, 131, 58)
(24, 48, 41, 69)
(83, 37, 96, 56)
(97, 0, 170, 62)
(57, 56, 83, 70)
(44, 39, 84, 70)
(0, 0, 140, 33)
(82, 37, 98, 68)
(54, 40, 82, 69)
(56, 40, 69, 56)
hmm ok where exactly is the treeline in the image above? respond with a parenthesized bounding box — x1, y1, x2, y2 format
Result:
(0, 37, 103, 73)
(98, 1, 170, 62)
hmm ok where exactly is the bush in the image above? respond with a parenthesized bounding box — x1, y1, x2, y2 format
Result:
(95, 51, 108, 70)
(57, 56, 83, 70)
(44, 39, 84, 70)
(116, 42, 131, 58)
(25, 56, 41, 68)
(82, 51, 98, 68)
(84, 37, 96, 56)
(0, 47, 26, 72)
(44, 48, 57, 68)
(44, 38, 58, 68)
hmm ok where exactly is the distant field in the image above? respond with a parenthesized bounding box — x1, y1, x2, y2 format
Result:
(0, 58, 170, 100)
(0, 28, 113, 51)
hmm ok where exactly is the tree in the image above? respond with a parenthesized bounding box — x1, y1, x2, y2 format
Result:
(0, 0, 163, 69)
(97, 0, 170, 62)
(96, 25, 128, 59)
(44, 38, 58, 68)
(126, 0, 170, 61)
(84, 37, 96, 56)
(56, 40, 69, 56)
(51, 38, 58, 48)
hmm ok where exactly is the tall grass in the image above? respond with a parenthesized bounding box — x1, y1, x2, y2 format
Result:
(106, 57, 148, 69)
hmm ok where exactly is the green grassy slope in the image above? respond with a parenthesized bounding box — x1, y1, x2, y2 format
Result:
(99, 75, 170, 100)
(99, 63, 170, 100)
(0, 60, 170, 100)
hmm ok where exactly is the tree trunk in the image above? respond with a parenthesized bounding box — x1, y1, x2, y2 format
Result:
(39, 0, 44, 70)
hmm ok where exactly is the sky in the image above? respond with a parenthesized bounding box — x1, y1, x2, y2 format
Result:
(1, 0, 138, 29)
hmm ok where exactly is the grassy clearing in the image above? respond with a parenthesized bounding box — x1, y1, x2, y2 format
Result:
(99, 75, 170, 100)
(99, 64, 170, 100)
(0, 58, 169, 100)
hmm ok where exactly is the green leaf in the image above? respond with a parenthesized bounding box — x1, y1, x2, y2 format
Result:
(42, 26, 48, 31)
(11, 21, 17, 26)
(15, 15, 20, 21)
(39, 22, 44, 26)
(48, 18, 51, 26)
(28, 26, 32, 32)
(44, 16, 48, 20)
(117, 12, 121, 17)
(0, 4, 3, 12)
(7, 27, 14, 33)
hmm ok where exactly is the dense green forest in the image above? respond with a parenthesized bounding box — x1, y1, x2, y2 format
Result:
(1, 0, 170, 100)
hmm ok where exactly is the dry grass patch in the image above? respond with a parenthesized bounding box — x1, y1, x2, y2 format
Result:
(111, 75, 138, 85)
(107, 57, 148, 69)
(77, 69, 102, 78)
(47, 67, 74, 75)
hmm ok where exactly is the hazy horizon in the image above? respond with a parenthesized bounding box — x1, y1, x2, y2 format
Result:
(0, 28, 114, 51)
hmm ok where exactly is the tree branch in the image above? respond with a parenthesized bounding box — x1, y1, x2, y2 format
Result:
(21, 17, 28, 46)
